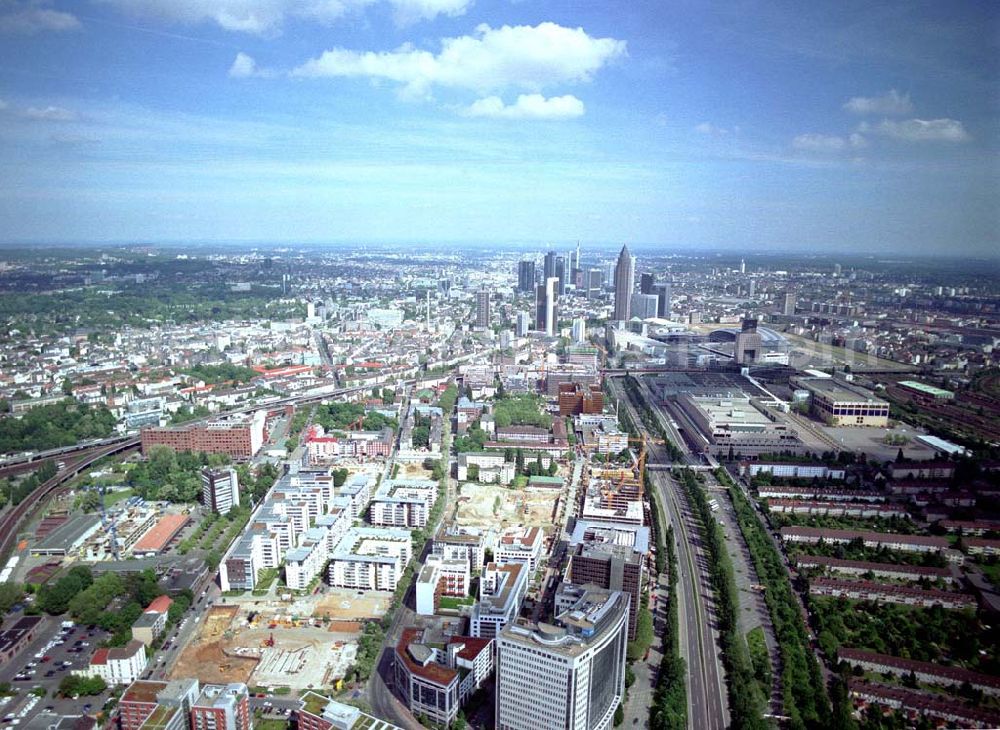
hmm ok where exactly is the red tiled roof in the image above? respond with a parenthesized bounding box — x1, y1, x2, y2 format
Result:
(91, 648, 109, 666)
(447, 636, 492, 661)
(145, 595, 173, 614)
(134, 514, 190, 553)
(395, 628, 457, 687)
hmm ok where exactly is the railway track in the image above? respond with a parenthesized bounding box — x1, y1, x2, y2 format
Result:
(0, 439, 140, 562)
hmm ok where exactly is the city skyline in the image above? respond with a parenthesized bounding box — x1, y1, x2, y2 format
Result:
(0, 1, 996, 255)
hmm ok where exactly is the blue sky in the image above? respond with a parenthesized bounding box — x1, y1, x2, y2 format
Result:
(0, 0, 996, 255)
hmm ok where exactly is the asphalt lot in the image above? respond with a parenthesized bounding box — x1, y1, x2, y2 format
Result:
(0, 615, 114, 727)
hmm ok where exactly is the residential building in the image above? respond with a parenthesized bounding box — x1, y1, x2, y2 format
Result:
(394, 629, 494, 727)
(470, 562, 528, 638)
(432, 526, 487, 572)
(327, 527, 412, 591)
(76, 640, 148, 686)
(494, 526, 544, 574)
(369, 479, 438, 528)
(415, 554, 471, 615)
(190, 683, 251, 730)
(201, 467, 240, 516)
(131, 595, 173, 646)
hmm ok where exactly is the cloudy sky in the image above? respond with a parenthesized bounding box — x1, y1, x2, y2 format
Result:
(0, 0, 996, 255)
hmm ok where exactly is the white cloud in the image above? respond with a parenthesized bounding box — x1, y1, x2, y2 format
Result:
(228, 52, 276, 78)
(843, 89, 913, 116)
(461, 94, 584, 119)
(390, 0, 471, 25)
(0, 2, 80, 34)
(96, 0, 472, 35)
(23, 105, 76, 121)
(694, 122, 730, 136)
(292, 22, 626, 98)
(792, 132, 867, 152)
(860, 118, 970, 142)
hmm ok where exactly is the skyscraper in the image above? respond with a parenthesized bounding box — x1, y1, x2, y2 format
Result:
(555, 256, 567, 296)
(495, 586, 629, 730)
(543, 251, 557, 283)
(545, 277, 559, 337)
(782, 291, 796, 316)
(631, 293, 659, 320)
(639, 272, 655, 295)
(654, 283, 671, 318)
(740, 258, 746, 274)
(571, 318, 586, 343)
(574, 241, 581, 271)
(517, 260, 535, 293)
(516, 311, 530, 337)
(476, 289, 491, 329)
(613, 244, 635, 321)
(534, 284, 547, 331)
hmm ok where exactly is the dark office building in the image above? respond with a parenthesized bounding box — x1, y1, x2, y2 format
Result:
(535, 284, 547, 331)
(653, 283, 671, 317)
(639, 272, 655, 295)
(517, 260, 535, 293)
(568, 523, 648, 640)
(555, 256, 567, 296)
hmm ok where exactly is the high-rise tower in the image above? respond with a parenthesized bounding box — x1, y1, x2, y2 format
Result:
(613, 244, 635, 321)
(517, 260, 535, 293)
(476, 288, 491, 329)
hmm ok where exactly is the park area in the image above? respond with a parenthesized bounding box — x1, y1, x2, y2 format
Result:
(455, 482, 559, 528)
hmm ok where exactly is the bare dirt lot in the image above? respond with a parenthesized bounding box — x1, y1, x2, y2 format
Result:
(455, 482, 558, 529)
(313, 589, 391, 620)
(171, 606, 259, 685)
(171, 602, 363, 689)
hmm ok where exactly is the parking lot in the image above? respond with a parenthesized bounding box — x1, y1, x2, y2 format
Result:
(0, 617, 114, 728)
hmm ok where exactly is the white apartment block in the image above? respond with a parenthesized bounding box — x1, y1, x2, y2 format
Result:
(432, 527, 487, 573)
(327, 527, 412, 592)
(494, 526, 544, 574)
(284, 527, 329, 590)
(470, 562, 527, 639)
(201, 467, 240, 516)
(369, 479, 438, 528)
(76, 640, 148, 686)
(416, 554, 472, 616)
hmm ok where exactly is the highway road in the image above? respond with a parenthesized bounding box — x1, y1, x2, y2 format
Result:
(608, 376, 730, 730)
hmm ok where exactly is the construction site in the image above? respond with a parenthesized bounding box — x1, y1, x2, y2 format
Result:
(454, 482, 561, 529)
(169, 598, 371, 691)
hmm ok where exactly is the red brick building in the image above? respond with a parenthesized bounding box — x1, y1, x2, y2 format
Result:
(141, 411, 266, 459)
(558, 382, 604, 416)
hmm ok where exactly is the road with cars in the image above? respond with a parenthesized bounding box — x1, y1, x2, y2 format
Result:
(608, 375, 730, 730)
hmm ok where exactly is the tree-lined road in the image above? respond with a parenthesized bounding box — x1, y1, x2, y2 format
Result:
(608, 376, 729, 730)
